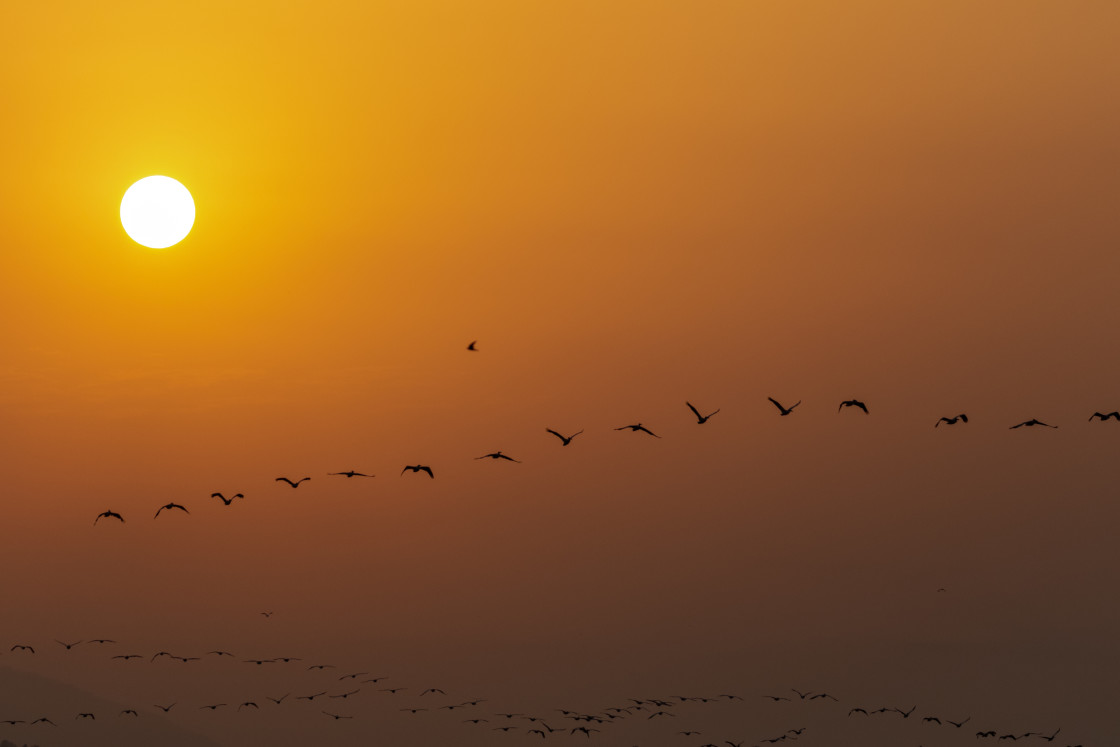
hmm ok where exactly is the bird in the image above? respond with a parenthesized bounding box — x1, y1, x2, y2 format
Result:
(1088, 412, 1120, 422)
(322, 711, 353, 719)
(55, 639, 81, 650)
(307, 663, 334, 670)
(10, 644, 34, 653)
(1009, 419, 1057, 429)
(686, 401, 720, 424)
(31, 717, 56, 726)
(76, 712, 95, 720)
(154, 502, 189, 518)
(330, 690, 360, 699)
(892, 705, 917, 718)
(260, 611, 275, 618)
(923, 716, 942, 724)
(946, 716, 970, 727)
(546, 428, 584, 446)
(275, 476, 311, 487)
(267, 694, 289, 705)
(402, 465, 434, 478)
(810, 692, 838, 701)
(1037, 728, 1060, 742)
(615, 423, 661, 437)
(296, 692, 327, 701)
(119, 709, 138, 717)
(0, 721, 24, 726)
(112, 654, 143, 661)
(211, 492, 244, 505)
(199, 704, 226, 711)
(528, 729, 546, 738)
(849, 708, 869, 716)
(420, 688, 446, 695)
(475, 452, 521, 462)
(94, 510, 124, 524)
(838, 399, 869, 413)
(767, 397, 802, 416)
(935, 414, 968, 427)
(328, 471, 373, 478)
(238, 702, 259, 710)
(88, 638, 116, 644)
(763, 695, 790, 702)
(154, 703, 176, 712)
(244, 658, 274, 665)
(206, 650, 235, 657)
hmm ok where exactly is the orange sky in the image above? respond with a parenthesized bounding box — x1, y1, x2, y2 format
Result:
(1, 1, 1118, 745)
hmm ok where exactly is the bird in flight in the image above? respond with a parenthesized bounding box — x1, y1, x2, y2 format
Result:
(838, 399, 869, 414)
(112, 654, 143, 661)
(402, 465, 434, 478)
(31, 717, 56, 726)
(55, 639, 81, 650)
(615, 423, 661, 437)
(154, 703, 176, 712)
(10, 645, 34, 653)
(154, 503, 189, 518)
(75, 713, 95, 720)
(1088, 411, 1120, 422)
(260, 611, 275, 618)
(328, 471, 373, 478)
(296, 692, 327, 701)
(238, 702, 259, 710)
(88, 638, 115, 644)
(330, 690, 360, 699)
(1009, 419, 1057, 429)
(467, 340, 478, 351)
(94, 510, 124, 524)
(767, 397, 801, 416)
(935, 414, 968, 427)
(119, 709, 138, 717)
(211, 492, 244, 505)
(267, 694, 289, 705)
(323, 711, 354, 720)
(686, 401, 720, 424)
(546, 428, 583, 446)
(475, 452, 521, 462)
(420, 688, 446, 695)
(275, 476, 310, 487)
(199, 704, 226, 711)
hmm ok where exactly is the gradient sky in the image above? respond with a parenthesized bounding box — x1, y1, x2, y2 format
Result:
(1, 2, 1118, 745)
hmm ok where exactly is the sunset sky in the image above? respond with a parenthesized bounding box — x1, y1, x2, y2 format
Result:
(1, 2, 1118, 745)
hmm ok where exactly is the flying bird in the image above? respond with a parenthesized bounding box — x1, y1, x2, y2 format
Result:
(420, 688, 446, 695)
(330, 690, 360, 699)
(328, 471, 373, 478)
(94, 510, 124, 524)
(1009, 419, 1057, 429)
(768, 397, 801, 416)
(154, 703, 176, 712)
(475, 452, 521, 462)
(10, 645, 34, 653)
(275, 476, 311, 487)
(467, 340, 478, 351)
(267, 694, 289, 705)
(1088, 411, 1120, 421)
(76, 712, 95, 720)
(546, 428, 583, 446)
(199, 704, 226, 711)
(323, 711, 354, 719)
(55, 639, 81, 650)
(838, 399, 869, 414)
(402, 465, 434, 478)
(154, 503, 189, 518)
(88, 638, 116, 644)
(119, 709, 138, 717)
(31, 717, 56, 726)
(686, 401, 720, 424)
(112, 654, 143, 660)
(211, 492, 244, 505)
(615, 423, 661, 437)
(238, 702, 259, 710)
(935, 414, 968, 427)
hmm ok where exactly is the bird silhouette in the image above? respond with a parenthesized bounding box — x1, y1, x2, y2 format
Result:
(946, 716, 971, 728)
(330, 689, 360, 699)
(467, 340, 478, 351)
(31, 717, 56, 726)
(935, 414, 968, 427)
(421, 688, 446, 695)
(238, 702, 259, 710)
(546, 428, 584, 446)
(1088, 412, 1119, 422)
(153, 704, 176, 712)
(88, 638, 115, 644)
(615, 423, 661, 437)
(686, 401, 720, 424)
(1037, 728, 1060, 741)
(76, 712, 95, 720)
(763, 695, 790, 702)
(1009, 419, 1057, 429)
(119, 709, 138, 717)
(199, 704, 226, 711)
(838, 399, 869, 414)
(768, 397, 801, 416)
(260, 611, 275, 618)
(475, 452, 521, 462)
(112, 654, 143, 661)
(267, 694, 289, 705)
(55, 639, 81, 650)
(323, 711, 354, 719)
(211, 492, 244, 505)
(328, 471, 373, 478)
(154, 503, 189, 518)
(402, 465, 435, 478)
(10, 645, 34, 653)
(206, 650, 235, 657)
(296, 692, 327, 701)
(275, 476, 311, 487)
(94, 510, 124, 524)
(893, 705, 917, 718)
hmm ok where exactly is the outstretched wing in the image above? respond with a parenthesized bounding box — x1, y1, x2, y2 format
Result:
(686, 401, 702, 420)
(546, 428, 565, 441)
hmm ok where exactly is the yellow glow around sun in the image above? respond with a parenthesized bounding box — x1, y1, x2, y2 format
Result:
(120, 176, 195, 249)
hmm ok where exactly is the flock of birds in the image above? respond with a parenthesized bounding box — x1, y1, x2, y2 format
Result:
(0, 635, 1085, 746)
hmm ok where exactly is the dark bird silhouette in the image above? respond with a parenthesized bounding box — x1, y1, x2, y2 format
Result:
(679, 731, 701, 736)
(1037, 728, 1060, 741)
(260, 611, 274, 618)
(154, 502, 189, 518)
(56, 640, 81, 650)
(571, 727, 599, 737)
(768, 397, 801, 416)
(467, 340, 478, 351)
(211, 492, 244, 505)
(1088, 411, 1120, 422)
(0, 721, 25, 726)
(88, 638, 115, 644)
(686, 401, 720, 424)
(339, 672, 367, 680)
(94, 510, 124, 524)
(113, 654, 143, 660)
(528, 729, 547, 738)
(947, 716, 970, 727)
(323, 711, 353, 719)
(10, 645, 34, 653)
(475, 452, 521, 462)
(296, 692, 327, 701)
(935, 414, 968, 427)
(267, 694, 289, 705)
(244, 658, 274, 665)
(810, 692, 838, 701)
(328, 470, 373, 478)
(31, 717, 56, 726)
(381, 687, 406, 694)
(790, 689, 812, 700)
(615, 423, 661, 437)
(76, 712, 95, 720)
(402, 465, 434, 478)
(893, 705, 917, 718)
(849, 708, 869, 716)
(273, 656, 301, 662)
(546, 428, 584, 446)
(238, 702, 258, 710)
(1009, 419, 1057, 429)
(199, 704, 226, 711)
(330, 690, 360, 699)
(207, 650, 235, 657)
(923, 716, 942, 724)
(838, 399, 869, 414)
(154, 704, 175, 712)
(763, 695, 790, 702)
(402, 708, 428, 714)
(420, 688, 446, 695)
(307, 663, 334, 670)
(275, 476, 310, 487)
(120, 709, 138, 717)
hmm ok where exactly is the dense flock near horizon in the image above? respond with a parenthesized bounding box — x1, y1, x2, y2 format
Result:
(7, 347, 1104, 746)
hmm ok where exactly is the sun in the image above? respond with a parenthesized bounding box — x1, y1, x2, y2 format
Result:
(120, 176, 195, 249)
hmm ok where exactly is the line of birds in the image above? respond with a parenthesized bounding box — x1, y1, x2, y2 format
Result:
(88, 398, 1120, 526)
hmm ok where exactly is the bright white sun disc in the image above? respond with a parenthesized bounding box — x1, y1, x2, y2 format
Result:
(120, 176, 195, 249)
